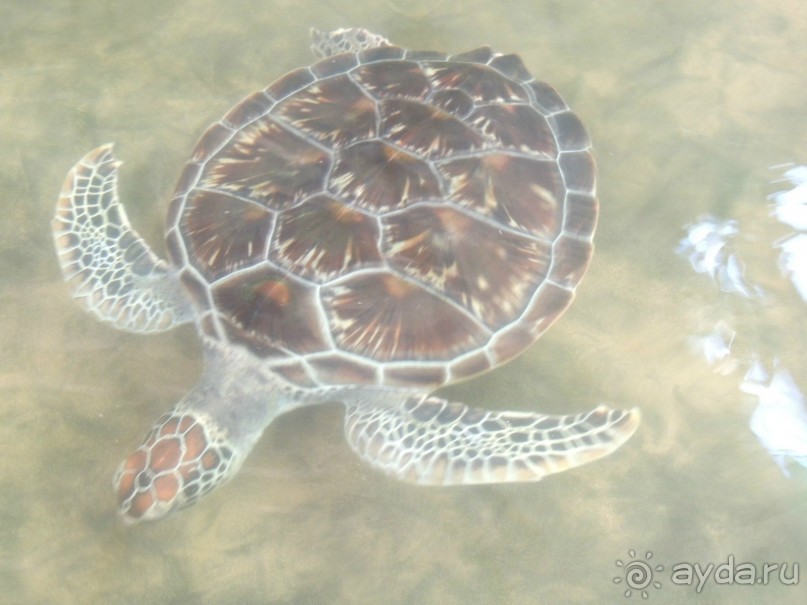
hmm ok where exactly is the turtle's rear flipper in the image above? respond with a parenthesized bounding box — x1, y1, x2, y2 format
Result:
(52, 144, 193, 333)
(344, 396, 639, 484)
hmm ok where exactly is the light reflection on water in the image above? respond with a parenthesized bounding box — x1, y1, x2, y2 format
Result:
(2, 1, 806, 603)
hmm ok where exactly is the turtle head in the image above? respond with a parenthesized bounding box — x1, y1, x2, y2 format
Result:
(114, 411, 241, 523)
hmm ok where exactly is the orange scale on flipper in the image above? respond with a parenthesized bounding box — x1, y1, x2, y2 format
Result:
(181, 419, 209, 462)
(115, 449, 146, 503)
(153, 474, 180, 503)
(148, 438, 182, 472)
(178, 415, 195, 432)
(127, 491, 154, 521)
(159, 415, 180, 435)
(201, 449, 220, 471)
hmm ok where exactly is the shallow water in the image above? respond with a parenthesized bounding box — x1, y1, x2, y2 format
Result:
(2, 1, 806, 603)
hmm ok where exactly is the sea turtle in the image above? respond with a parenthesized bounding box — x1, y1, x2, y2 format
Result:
(52, 28, 640, 523)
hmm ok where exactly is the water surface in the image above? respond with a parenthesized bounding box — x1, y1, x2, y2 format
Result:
(1, 1, 806, 603)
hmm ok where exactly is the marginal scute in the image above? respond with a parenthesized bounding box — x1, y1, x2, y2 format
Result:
(550, 111, 591, 151)
(310, 53, 359, 79)
(191, 123, 236, 164)
(173, 162, 202, 198)
(222, 91, 275, 129)
(450, 46, 494, 64)
(359, 45, 405, 63)
(489, 53, 532, 82)
(165, 226, 186, 267)
(448, 350, 492, 381)
(559, 151, 597, 194)
(308, 354, 379, 385)
(521, 282, 575, 336)
(384, 364, 447, 388)
(563, 192, 598, 240)
(488, 324, 537, 365)
(527, 81, 567, 114)
(547, 236, 593, 288)
(264, 67, 316, 101)
(404, 50, 448, 62)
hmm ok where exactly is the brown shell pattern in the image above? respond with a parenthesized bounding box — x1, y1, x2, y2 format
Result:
(165, 45, 598, 390)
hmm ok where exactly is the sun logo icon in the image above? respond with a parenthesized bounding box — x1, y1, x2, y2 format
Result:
(614, 549, 663, 599)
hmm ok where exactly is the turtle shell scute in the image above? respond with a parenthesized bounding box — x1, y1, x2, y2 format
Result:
(169, 41, 598, 390)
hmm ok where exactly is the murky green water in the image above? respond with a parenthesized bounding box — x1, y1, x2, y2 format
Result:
(2, 1, 806, 603)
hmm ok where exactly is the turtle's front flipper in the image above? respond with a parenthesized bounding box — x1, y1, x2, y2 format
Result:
(52, 144, 193, 333)
(344, 396, 639, 485)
